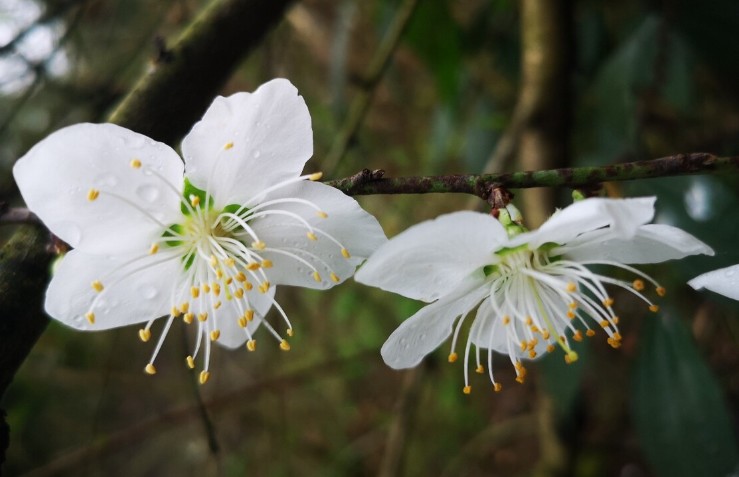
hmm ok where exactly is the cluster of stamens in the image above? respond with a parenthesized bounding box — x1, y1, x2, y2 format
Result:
(82, 141, 353, 383)
(448, 245, 666, 394)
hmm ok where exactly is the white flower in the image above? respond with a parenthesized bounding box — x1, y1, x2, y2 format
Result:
(13, 78, 386, 383)
(355, 197, 713, 393)
(688, 265, 739, 299)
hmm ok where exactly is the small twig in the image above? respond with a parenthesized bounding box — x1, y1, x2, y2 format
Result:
(327, 153, 739, 199)
(323, 0, 420, 172)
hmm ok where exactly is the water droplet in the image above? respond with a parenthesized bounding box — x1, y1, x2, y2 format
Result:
(253, 150, 261, 159)
(142, 287, 158, 300)
(136, 184, 160, 202)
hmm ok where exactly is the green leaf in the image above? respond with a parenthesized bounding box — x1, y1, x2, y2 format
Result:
(633, 313, 739, 477)
(539, 338, 589, 420)
(181, 177, 210, 214)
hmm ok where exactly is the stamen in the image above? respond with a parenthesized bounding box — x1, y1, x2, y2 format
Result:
(463, 386, 472, 395)
(224, 142, 234, 150)
(210, 330, 221, 341)
(130, 158, 142, 169)
(279, 339, 291, 351)
(149, 243, 159, 255)
(448, 352, 458, 363)
(308, 172, 323, 181)
(87, 188, 100, 201)
(330, 272, 340, 283)
(246, 340, 257, 351)
(341, 248, 351, 259)
(144, 363, 156, 375)
(85, 312, 95, 324)
(186, 356, 195, 369)
(139, 328, 151, 342)
(91, 280, 104, 292)
(199, 371, 210, 384)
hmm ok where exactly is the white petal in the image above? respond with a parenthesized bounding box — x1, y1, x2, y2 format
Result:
(564, 224, 714, 264)
(688, 265, 739, 300)
(45, 249, 181, 331)
(254, 181, 386, 289)
(182, 79, 313, 207)
(213, 286, 275, 349)
(380, 277, 489, 369)
(13, 123, 184, 254)
(513, 197, 656, 249)
(355, 211, 507, 302)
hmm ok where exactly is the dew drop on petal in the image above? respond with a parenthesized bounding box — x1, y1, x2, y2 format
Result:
(136, 184, 160, 203)
(139, 286, 159, 300)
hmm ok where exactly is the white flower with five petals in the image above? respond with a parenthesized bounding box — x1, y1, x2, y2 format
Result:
(13, 78, 386, 383)
(355, 197, 712, 393)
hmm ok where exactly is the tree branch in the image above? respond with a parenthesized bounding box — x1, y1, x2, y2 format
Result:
(327, 153, 737, 198)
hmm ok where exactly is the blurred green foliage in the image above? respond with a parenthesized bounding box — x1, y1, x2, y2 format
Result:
(1, 0, 739, 476)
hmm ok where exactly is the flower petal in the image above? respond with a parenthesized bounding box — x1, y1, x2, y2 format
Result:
(688, 265, 739, 300)
(355, 211, 506, 302)
(13, 123, 184, 254)
(563, 224, 714, 264)
(46, 249, 181, 331)
(512, 197, 656, 249)
(254, 181, 386, 289)
(380, 276, 489, 369)
(182, 79, 313, 207)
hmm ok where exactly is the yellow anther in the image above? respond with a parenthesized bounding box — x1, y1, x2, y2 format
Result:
(546, 344, 556, 353)
(568, 302, 577, 309)
(244, 282, 253, 291)
(244, 309, 254, 322)
(180, 302, 189, 313)
(212, 283, 221, 296)
(251, 240, 266, 250)
(215, 269, 223, 279)
(531, 326, 540, 334)
(475, 364, 484, 374)
(287, 328, 294, 337)
(541, 329, 551, 340)
(493, 383, 502, 392)
(528, 350, 537, 359)
(656, 286, 666, 297)
(198, 312, 208, 322)
(525, 316, 533, 326)
(567, 310, 576, 319)
(202, 284, 211, 294)
(199, 371, 210, 384)
(316, 211, 328, 218)
(246, 262, 260, 271)
(234, 288, 244, 299)
(448, 352, 458, 363)
(87, 188, 100, 201)
(224, 258, 236, 268)
(564, 351, 579, 364)
(515, 375, 526, 384)
(186, 356, 195, 369)
(224, 141, 234, 150)
(649, 304, 660, 313)
(213, 301, 222, 309)
(612, 332, 623, 342)
(138, 329, 151, 342)
(600, 320, 610, 328)
(586, 329, 596, 337)
(566, 282, 577, 292)
(341, 248, 351, 259)
(209, 255, 218, 267)
(279, 339, 291, 351)
(258, 282, 270, 293)
(312, 271, 322, 282)
(171, 306, 180, 317)
(191, 286, 200, 298)
(149, 243, 159, 255)
(183, 313, 194, 324)
(633, 279, 645, 291)
(91, 280, 104, 292)
(246, 340, 257, 351)
(190, 194, 200, 207)
(502, 315, 511, 325)
(607, 337, 622, 349)
(130, 158, 142, 169)
(612, 316, 620, 325)
(238, 317, 247, 328)
(306, 232, 318, 241)
(210, 330, 221, 341)
(259, 260, 272, 270)
(235, 272, 246, 282)
(85, 312, 95, 324)
(463, 385, 472, 395)
(573, 330, 583, 342)
(330, 272, 340, 283)
(603, 298, 615, 307)
(308, 172, 323, 181)
(520, 341, 527, 352)
(144, 363, 156, 375)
